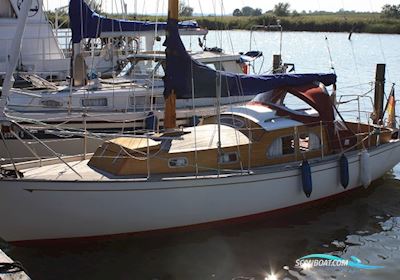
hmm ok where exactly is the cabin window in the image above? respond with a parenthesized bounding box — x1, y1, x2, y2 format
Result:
(205, 63, 216, 70)
(205, 62, 224, 71)
(299, 132, 321, 152)
(130, 96, 150, 110)
(267, 135, 295, 158)
(152, 96, 164, 110)
(282, 92, 319, 117)
(82, 98, 108, 107)
(220, 116, 245, 128)
(219, 152, 238, 164)
(282, 135, 295, 155)
(168, 158, 188, 168)
(41, 100, 63, 108)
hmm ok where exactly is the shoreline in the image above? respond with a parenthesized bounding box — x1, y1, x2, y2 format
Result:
(47, 13, 400, 35)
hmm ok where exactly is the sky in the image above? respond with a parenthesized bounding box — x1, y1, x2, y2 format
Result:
(45, 0, 400, 14)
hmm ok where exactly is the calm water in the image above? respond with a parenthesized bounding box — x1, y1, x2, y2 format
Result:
(2, 31, 400, 280)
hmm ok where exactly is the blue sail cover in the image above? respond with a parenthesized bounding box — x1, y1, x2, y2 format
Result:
(164, 19, 337, 99)
(69, 0, 200, 43)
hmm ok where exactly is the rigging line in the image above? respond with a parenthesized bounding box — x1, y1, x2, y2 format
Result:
(336, 82, 374, 90)
(368, 0, 392, 83)
(341, 0, 345, 9)
(220, 0, 235, 54)
(227, 77, 245, 174)
(188, 0, 195, 50)
(89, 0, 104, 75)
(141, 0, 146, 16)
(235, 74, 252, 174)
(324, 36, 335, 73)
(196, 0, 204, 17)
(149, 0, 161, 112)
(0, 130, 20, 179)
(349, 39, 362, 87)
(10, 121, 83, 178)
(315, 0, 322, 11)
(210, 0, 221, 47)
(190, 57, 199, 176)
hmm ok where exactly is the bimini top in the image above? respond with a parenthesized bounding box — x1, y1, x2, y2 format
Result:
(220, 84, 338, 145)
(69, 0, 201, 43)
(163, 18, 337, 100)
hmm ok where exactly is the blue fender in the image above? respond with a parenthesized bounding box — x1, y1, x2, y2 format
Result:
(145, 111, 158, 131)
(339, 154, 349, 189)
(301, 160, 312, 198)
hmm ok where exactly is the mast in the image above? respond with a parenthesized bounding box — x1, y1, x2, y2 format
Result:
(0, 0, 33, 111)
(164, 0, 179, 129)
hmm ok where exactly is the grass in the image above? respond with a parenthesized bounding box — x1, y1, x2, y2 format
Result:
(47, 12, 400, 34)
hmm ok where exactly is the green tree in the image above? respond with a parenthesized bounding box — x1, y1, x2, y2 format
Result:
(273, 2, 290, 16)
(242, 6, 255, 16)
(179, 1, 194, 17)
(233, 8, 243, 16)
(382, 4, 400, 18)
(253, 8, 262, 16)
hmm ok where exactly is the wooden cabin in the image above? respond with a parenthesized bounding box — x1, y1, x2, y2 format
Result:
(88, 83, 394, 176)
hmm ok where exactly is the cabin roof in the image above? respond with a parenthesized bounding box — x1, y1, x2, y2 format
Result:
(109, 137, 160, 150)
(169, 124, 250, 153)
(223, 104, 305, 131)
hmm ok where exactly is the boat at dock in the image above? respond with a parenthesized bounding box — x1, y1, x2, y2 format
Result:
(0, 0, 399, 243)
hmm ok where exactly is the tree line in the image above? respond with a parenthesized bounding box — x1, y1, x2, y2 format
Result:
(232, 2, 400, 18)
(46, 2, 400, 34)
(382, 4, 400, 18)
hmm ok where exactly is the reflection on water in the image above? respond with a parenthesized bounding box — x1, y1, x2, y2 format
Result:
(1, 165, 400, 280)
(286, 216, 400, 280)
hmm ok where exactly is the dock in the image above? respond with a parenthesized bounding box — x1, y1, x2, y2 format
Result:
(0, 249, 30, 280)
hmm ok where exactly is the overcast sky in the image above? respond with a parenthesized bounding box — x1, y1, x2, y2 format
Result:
(45, 0, 400, 14)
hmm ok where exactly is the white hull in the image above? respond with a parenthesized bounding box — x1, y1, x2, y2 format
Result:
(0, 140, 399, 242)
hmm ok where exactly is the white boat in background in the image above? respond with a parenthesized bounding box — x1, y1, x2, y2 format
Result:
(0, 0, 207, 82)
(0, 0, 399, 243)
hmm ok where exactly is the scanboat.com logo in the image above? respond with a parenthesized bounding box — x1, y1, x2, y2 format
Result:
(296, 254, 384, 270)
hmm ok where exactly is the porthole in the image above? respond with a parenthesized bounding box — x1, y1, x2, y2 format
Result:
(41, 99, 63, 108)
(168, 157, 188, 168)
(81, 98, 108, 107)
(219, 152, 238, 164)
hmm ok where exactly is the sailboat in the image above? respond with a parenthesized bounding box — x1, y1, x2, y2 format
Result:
(0, 0, 399, 243)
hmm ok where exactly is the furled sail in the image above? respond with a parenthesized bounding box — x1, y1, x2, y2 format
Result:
(69, 0, 200, 43)
(163, 18, 337, 99)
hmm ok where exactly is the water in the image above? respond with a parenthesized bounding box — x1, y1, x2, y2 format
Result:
(2, 31, 400, 280)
